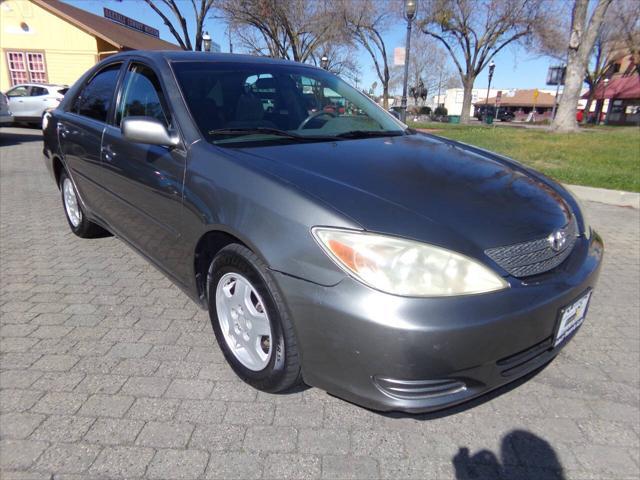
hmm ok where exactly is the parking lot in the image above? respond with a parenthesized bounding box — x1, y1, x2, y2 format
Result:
(1, 126, 638, 480)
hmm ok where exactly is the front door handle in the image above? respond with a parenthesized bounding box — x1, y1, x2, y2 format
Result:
(57, 123, 69, 138)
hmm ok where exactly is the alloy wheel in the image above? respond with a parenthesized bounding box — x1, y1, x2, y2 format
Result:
(63, 177, 82, 227)
(215, 272, 273, 371)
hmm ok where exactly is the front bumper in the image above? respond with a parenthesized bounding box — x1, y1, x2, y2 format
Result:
(274, 232, 603, 413)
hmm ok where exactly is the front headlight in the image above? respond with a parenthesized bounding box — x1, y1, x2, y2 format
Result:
(312, 228, 508, 297)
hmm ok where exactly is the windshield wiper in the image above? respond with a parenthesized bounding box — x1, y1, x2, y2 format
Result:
(334, 130, 406, 139)
(208, 127, 335, 142)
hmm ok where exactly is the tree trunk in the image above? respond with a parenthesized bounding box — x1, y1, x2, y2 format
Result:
(382, 85, 389, 109)
(551, 0, 612, 133)
(460, 77, 474, 124)
(552, 47, 587, 132)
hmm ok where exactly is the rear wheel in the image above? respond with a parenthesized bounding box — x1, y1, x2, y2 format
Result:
(59, 170, 109, 238)
(207, 244, 302, 392)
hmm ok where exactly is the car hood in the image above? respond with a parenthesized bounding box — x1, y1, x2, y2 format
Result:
(236, 133, 573, 256)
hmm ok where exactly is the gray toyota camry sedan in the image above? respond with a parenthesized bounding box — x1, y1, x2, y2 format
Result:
(42, 51, 603, 413)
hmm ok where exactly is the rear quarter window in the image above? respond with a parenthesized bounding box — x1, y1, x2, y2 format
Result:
(72, 63, 121, 122)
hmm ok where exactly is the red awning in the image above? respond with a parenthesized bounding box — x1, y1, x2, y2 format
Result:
(583, 75, 640, 100)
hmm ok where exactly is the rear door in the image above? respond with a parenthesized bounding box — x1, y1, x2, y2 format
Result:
(23, 85, 48, 118)
(99, 61, 186, 273)
(57, 62, 123, 220)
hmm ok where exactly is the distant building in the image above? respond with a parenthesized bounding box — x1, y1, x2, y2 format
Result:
(0, 0, 178, 91)
(475, 89, 556, 121)
(582, 50, 639, 126)
(429, 88, 500, 116)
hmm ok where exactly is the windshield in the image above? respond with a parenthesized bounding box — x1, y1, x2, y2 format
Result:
(172, 61, 405, 146)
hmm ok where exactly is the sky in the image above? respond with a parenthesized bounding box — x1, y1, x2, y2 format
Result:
(65, 0, 561, 93)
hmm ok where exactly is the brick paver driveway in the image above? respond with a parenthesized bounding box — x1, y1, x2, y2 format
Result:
(1, 127, 638, 480)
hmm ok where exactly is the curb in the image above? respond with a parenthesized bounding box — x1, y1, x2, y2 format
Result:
(565, 184, 639, 209)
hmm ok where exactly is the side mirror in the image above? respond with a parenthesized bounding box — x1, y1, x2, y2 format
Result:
(121, 116, 179, 147)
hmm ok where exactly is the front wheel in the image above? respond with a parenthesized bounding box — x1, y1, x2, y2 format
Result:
(59, 170, 109, 238)
(207, 244, 302, 392)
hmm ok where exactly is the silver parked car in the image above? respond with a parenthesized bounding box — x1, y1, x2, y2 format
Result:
(0, 92, 13, 125)
(42, 52, 602, 413)
(5, 83, 67, 125)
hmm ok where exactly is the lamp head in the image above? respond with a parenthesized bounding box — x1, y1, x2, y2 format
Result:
(405, 0, 418, 21)
(202, 31, 212, 52)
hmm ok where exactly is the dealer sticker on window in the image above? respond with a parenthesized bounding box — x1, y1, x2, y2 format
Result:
(555, 291, 591, 347)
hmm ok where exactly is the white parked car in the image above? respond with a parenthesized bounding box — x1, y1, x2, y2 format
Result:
(4, 83, 68, 125)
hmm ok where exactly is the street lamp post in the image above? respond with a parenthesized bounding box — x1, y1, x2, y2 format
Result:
(483, 60, 495, 123)
(202, 31, 212, 52)
(400, 0, 418, 123)
(320, 55, 329, 70)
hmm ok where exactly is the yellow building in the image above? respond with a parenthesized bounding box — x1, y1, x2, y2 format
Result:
(0, 0, 178, 91)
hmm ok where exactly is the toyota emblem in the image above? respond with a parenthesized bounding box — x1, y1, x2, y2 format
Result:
(548, 229, 567, 252)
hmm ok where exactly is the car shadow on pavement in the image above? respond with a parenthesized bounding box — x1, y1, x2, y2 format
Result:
(0, 128, 43, 147)
(453, 430, 565, 480)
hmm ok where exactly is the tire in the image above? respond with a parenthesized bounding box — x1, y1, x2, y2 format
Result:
(59, 169, 109, 238)
(207, 244, 302, 393)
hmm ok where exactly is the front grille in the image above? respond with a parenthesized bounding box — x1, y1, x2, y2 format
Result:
(485, 217, 578, 278)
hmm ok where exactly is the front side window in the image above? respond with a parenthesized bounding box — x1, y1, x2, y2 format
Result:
(6, 86, 29, 97)
(172, 61, 404, 146)
(116, 63, 170, 127)
(74, 63, 121, 122)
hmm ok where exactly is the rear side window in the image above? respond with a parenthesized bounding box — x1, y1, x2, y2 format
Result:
(30, 86, 47, 96)
(73, 63, 121, 122)
(116, 63, 170, 127)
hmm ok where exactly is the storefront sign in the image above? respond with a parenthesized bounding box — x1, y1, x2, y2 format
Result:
(103, 8, 159, 37)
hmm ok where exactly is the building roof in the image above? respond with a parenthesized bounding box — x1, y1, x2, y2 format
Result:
(583, 75, 640, 100)
(31, 0, 180, 51)
(475, 89, 556, 108)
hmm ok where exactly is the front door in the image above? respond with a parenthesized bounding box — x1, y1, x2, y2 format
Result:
(6, 85, 31, 118)
(99, 61, 186, 275)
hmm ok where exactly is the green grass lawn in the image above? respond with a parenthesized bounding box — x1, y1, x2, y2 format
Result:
(408, 122, 640, 192)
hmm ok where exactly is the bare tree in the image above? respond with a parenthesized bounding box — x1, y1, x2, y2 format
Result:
(420, 0, 554, 123)
(144, 0, 215, 51)
(582, 34, 612, 123)
(217, 0, 338, 62)
(581, 4, 634, 124)
(341, 1, 399, 109)
(551, 0, 613, 132)
(310, 43, 362, 84)
(612, 0, 640, 72)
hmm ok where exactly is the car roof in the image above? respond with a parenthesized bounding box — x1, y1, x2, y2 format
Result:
(106, 50, 323, 70)
(9, 83, 67, 88)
